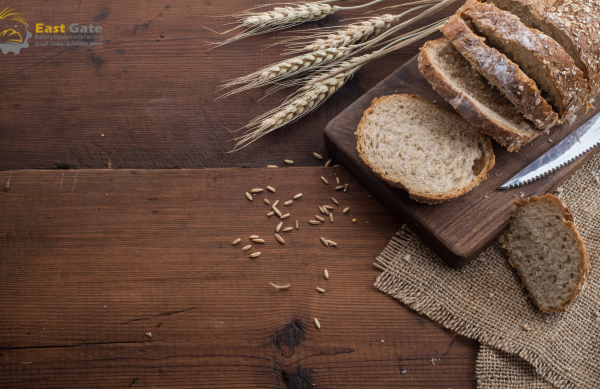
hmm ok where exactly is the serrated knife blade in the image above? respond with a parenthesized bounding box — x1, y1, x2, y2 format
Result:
(499, 110, 600, 190)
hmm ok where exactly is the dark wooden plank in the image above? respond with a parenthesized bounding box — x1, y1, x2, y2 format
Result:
(325, 55, 600, 268)
(0, 0, 459, 171)
(0, 168, 477, 388)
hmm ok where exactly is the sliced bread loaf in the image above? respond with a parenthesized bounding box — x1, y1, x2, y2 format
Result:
(419, 38, 542, 151)
(356, 94, 495, 204)
(459, 0, 588, 118)
(441, 15, 560, 130)
(500, 194, 590, 313)
(487, 0, 600, 96)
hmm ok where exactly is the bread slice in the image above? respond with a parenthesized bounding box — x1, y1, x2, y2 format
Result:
(419, 38, 542, 151)
(441, 15, 560, 131)
(459, 0, 588, 119)
(487, 0, 600, 96)
(356, 94, 495, 204)
(500, 194, 590, 313)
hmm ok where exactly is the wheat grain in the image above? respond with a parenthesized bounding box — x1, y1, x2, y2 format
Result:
(296, 220, 299, 229)
(329, 213, 334, 223)
(267, 186, 276, 193)
(232, 55, 368, 151)
(313, 152, 323, 160)
(284, 200, 293, 206)
(309, 220, 321, 225)
(252, 238, 266, 243)
(245, 192, 253, 201)
(285, 159, 294, 164)
(323, 207, 330, 216)
(326, 239, 337, 246)
(315, 215, 325, 222)
(335, 185, 344, 190)
(319, 206, 326, 214)
(251, 188, 263, 193)
(233, 238, 241, 245)
(343, 207, 350, 214)
(275, 234, 285, 244)
(294, 193, 302, 199)
(276, 221, 283, 232)
(264, 198, 270, 205)
(324, 205, 334, 210)
(321, 176, 329, 185)
(314, 317, 321, 329)
(320, 237, 329, 246)
(283, 227, 293, 232)
(331, 197, 338, 205)
(336, 177, 340, 185)
(267, 165, 278, 168)
(242, 245, 252, 251)
(273, 207, 282, 217)
(324, 269, 329, 280)
(267, 211, 275, 216)
(250, 252, 261, 258)
(316, 287, 326, 293)
(280, 213, 290, 219)
(270, 282, 290, 290)
(250, 235, 259, 239)
(324, 159, 332, 167)
(273, 200, 279, 207)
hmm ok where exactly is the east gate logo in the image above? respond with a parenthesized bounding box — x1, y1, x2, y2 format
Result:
(0, 7, 31, 55)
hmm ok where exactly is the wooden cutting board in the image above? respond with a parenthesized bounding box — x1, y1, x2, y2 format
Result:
(325, 54, 600, 268)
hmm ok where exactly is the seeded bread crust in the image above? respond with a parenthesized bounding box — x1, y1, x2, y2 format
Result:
(419, 38, 540, 151)
(487, 0, 600, 96)
(459, 0, 589, 118)
(442, 15, 560, 130)
(356, 94, 495, 204)
(500, 194, 590, 312)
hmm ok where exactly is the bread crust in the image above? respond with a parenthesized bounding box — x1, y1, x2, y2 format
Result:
(500, 194, 590, 313)
(488, 0, 600, 96)
(356, 94, 495, 204)
(442, 15, 560, 130)
(459, 0, 589, 118)
(418, 38, 540, 152)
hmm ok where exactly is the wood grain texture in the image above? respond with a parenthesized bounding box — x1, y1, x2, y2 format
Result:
(0, 0, 459, 171)
(0, 168, 477, 388)
(325, 55, 600, 267)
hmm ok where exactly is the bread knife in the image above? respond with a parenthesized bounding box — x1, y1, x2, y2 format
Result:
(499, 110, 600, 189)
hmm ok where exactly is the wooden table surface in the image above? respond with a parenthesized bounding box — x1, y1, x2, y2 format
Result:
(0, 1, 480, 387)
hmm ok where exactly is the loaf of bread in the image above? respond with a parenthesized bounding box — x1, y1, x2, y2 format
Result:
(419, 38, 542, 151)
(459, 0, 589, 119)
(356, 94, 495, 203)
(441, 14, 560, 130)
(500, 194, 590, 312)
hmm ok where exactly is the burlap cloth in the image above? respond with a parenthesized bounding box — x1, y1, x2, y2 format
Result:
(374, 153, 600, 389)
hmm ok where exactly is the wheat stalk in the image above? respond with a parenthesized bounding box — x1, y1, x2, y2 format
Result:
(209, 0, 390, 48)
(231, 55, 368, 151)
(218, 46, 352, 98)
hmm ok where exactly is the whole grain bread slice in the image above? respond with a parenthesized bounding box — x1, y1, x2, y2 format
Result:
(356, 94, 495, 204)
(459, 0, 588, 119)
(419, 38, 542, 151)
(500, 194, 590, 313)
(441, 15, 560, 130)
(487, 0, 600, 96)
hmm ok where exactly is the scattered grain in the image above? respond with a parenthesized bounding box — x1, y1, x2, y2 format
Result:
(252, 238, 265, 243)
(251, 188, 263, 193)
(320, 237, 329, 246)
(283, 227, 293, 232)
(275, 234, 285, 244)
(313, 152, 323, 160)
(315, 215, 325, 222)
(242, 245, 252, 251)
(250, 235, 260, 239)
(324, 269, 329, 279)
(316, 287, 326, 293)
(267, 186, 276, 193)
(314, 318, 321, 329)
(335, 185, 344, 190)
(331, 197, 338, 205)
(273, 207, 282, 217)
(250, 252, 261, 258)
(284, 159, 294, 164)
(523, 324, 532, 331)
(329, 213, 334, 223)
(326, 239, 337, 246)
(273, 200, 280, 207)
(284, 200, 293, 206)
(309, 220, 321, 225)
(276, 222, 283, 232)
(343, 207, 350, 214)
(336, 177, 340, 185)
(245, 192, 253, 201)
(324, 205, 333, 210)
(325, 159, 332, 167)
(352, 219, 357, 223)
(319, 206, 326, 214)
(267, 165, 278, 168)
(294, 193, 302, 199)
(321, 176, 329, 185)
(267, 211, 275, 216)
(264, 199, 270, 205)
(233, 238, 241, 245)
(146, 332, 152, 338)
(280, 213, 290, 219)
(270, 282, 290, 290)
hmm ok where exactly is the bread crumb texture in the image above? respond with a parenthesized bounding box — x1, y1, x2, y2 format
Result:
(357, 94, 494, 203)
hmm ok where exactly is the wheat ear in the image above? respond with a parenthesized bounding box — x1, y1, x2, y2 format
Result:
(231, 55, 368, 151)
(218, 46, 352, 98)
(210, 0, 390, 48)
